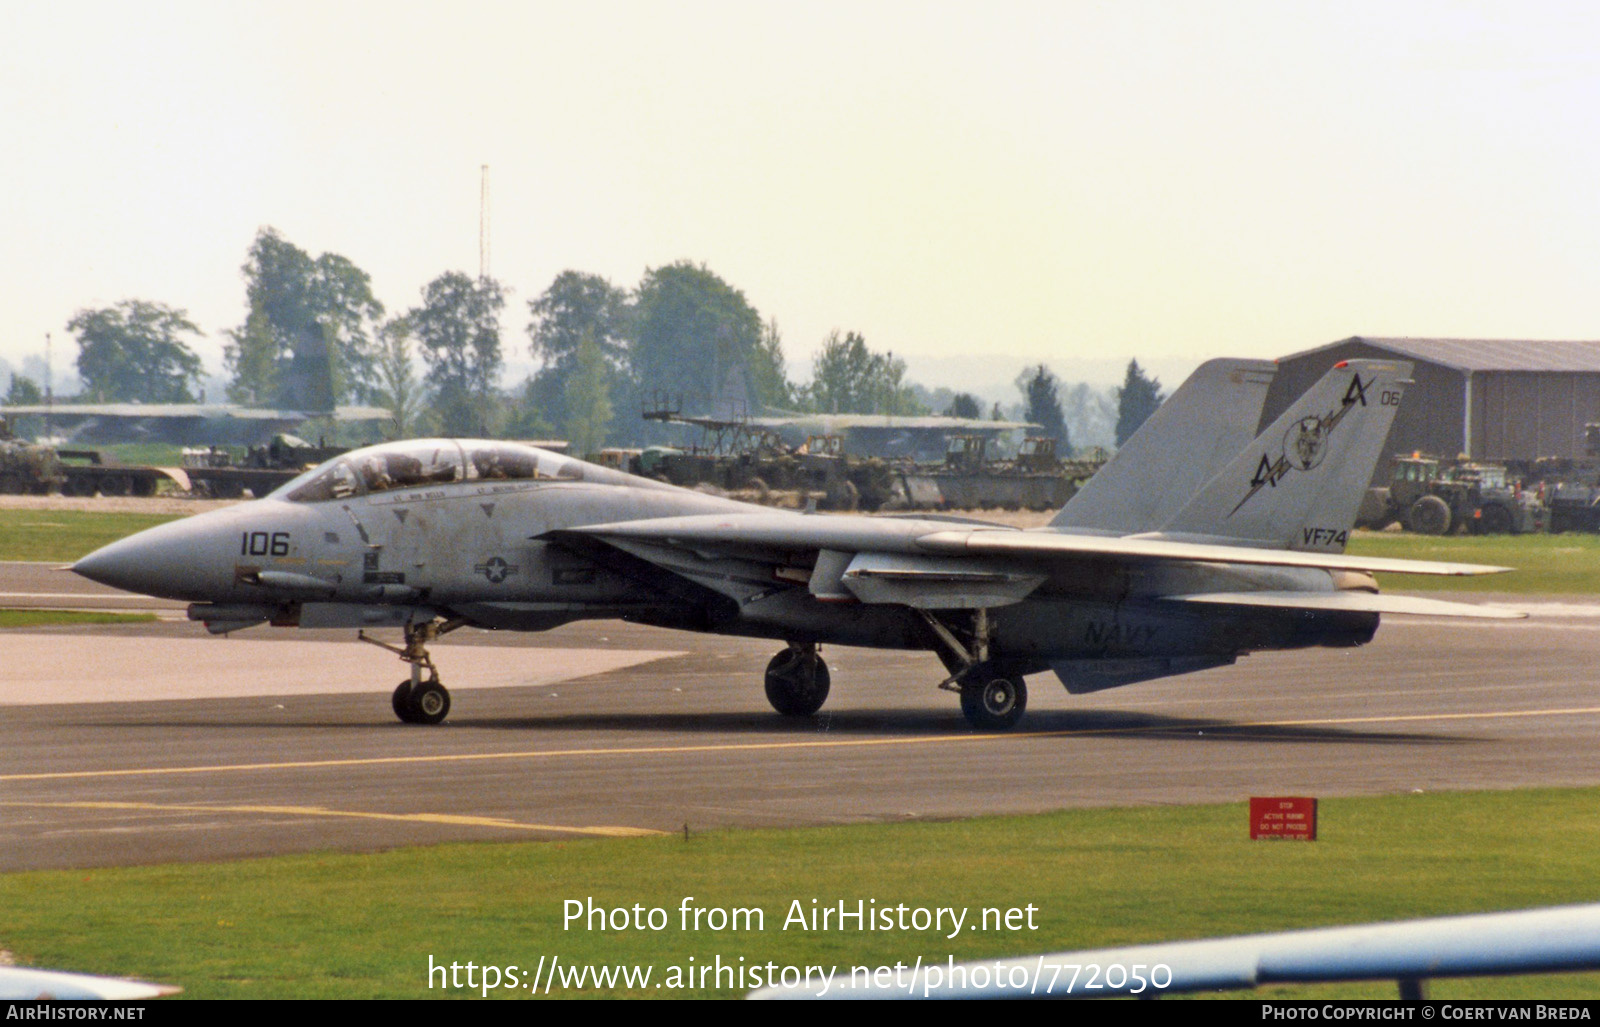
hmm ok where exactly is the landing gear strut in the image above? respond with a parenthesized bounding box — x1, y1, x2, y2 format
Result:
(764, 643, 831, 716)
(361, 618, 465, 725)
(920, 608, 1029, 731)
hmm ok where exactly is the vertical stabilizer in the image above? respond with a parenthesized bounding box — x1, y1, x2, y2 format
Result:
(1052, 358, 1277, 533)
(1158, 359, 1411, 552)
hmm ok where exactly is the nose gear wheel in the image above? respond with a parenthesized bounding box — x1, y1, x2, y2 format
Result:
(362, 617, 464, 724)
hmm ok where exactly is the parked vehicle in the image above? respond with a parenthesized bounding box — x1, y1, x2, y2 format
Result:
(1356, 455, 1541, 535)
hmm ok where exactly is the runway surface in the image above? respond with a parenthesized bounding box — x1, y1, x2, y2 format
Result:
(3, 562, 1598, 872)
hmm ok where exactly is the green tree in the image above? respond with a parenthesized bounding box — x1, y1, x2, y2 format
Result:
(1019, 364, 1070, 451)
(372, 317, 422, 437)
(528, 270, 631, 371)
(1061, 381, 1118, 451)
(563, 329, 613, 457)
(3, 374, 43, 437)
(748, 317, 795, 411)
(1114, 359, 1164, 447)
(944, 392, 982, 419)
(631, 261, 763, 424)
(224, 228, 384, 409)
(5, 374, 42, 405)
(525, 270, 632, 435)
(409, 272, 505, 435)
(68, 301, 204, 403)
(805, 331, 923, 415)
(501, 380, 557, 442)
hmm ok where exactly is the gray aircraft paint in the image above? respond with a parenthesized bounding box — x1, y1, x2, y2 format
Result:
(1052, 357, 1277, 534)
(73, 360, 1513, 730)
(1160, 360, 1411, 551)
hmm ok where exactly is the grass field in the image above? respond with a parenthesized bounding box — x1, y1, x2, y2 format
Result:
(0, 610, 156, 627)
(1352, 529, 1600, 594)
(83, 442, 189, 468)
(0, 509, 181, 563)
(3, 788, 1598, 999)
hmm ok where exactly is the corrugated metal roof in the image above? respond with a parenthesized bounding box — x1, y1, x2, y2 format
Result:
(1280, 336, 1600, 373)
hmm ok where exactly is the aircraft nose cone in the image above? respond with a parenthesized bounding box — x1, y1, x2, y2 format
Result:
(72, 518, 215, 599)
(73, 535, 161, 594)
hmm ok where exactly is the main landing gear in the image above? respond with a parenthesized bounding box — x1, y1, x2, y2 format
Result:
(957, 674, 1027, 731)
(360, 618, 465, 725)
(763, 642, 831, 717)
(920, 608, 1028, 731)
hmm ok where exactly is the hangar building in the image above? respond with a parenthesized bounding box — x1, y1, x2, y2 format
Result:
(1262, 337, 1600, 468)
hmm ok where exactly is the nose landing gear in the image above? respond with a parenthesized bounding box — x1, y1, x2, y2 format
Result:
(361, 617, 464, 725)
(763, 642, 831, 716)
(392, 676, 450, 725)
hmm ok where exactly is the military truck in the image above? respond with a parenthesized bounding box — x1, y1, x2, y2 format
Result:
(55, 449, 181, 497)
(0, 417, 63, 494)
(896, 435, 1094, 511)
(1357, 455, 1540, 535)
(183, 434, 348, 498)
(0, 417, 177, 496)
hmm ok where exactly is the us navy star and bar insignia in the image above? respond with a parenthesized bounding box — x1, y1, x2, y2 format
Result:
(474, 556, 519, 583)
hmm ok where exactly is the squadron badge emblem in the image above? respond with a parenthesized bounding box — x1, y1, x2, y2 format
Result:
(1284, 416, 1329, 471)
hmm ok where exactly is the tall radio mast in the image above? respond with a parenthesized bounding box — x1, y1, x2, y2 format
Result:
(478, 164, 491, 281)
(44, 331, 53, 442)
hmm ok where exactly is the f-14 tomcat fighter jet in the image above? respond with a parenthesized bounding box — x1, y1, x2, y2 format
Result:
(73, 358, 1518, 729)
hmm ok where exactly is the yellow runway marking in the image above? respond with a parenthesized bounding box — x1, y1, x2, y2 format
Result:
(6, 705, 1600, 785)
(0, 800, 662, 838)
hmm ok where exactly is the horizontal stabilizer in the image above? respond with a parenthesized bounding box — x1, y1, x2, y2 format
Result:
(1169, 590, 1526, 619)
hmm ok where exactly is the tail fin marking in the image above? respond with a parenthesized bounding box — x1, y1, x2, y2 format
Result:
(1158, 359, 1411, 552)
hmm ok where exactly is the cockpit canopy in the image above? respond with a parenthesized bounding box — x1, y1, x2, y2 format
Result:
(271, 439, 584, 503)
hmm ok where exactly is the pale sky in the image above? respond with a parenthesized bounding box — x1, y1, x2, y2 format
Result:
(4, 0, 1600, 401)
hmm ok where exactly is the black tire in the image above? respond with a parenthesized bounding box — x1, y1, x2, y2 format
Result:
(1476, 503, 1513, 535)
(960, 676, 1027, 731)
(1405, 495, 1452, 535)
(62, 476, 94, 497)
(392, 681, 415, 723)
(0, 474, 24, 495)
(763, 648, 831, 716)
(408, 680, 450, 724)
(98, 474, 131, 497)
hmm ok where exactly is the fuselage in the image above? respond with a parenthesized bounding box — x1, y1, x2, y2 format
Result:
(72, 438, 1377, 666)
